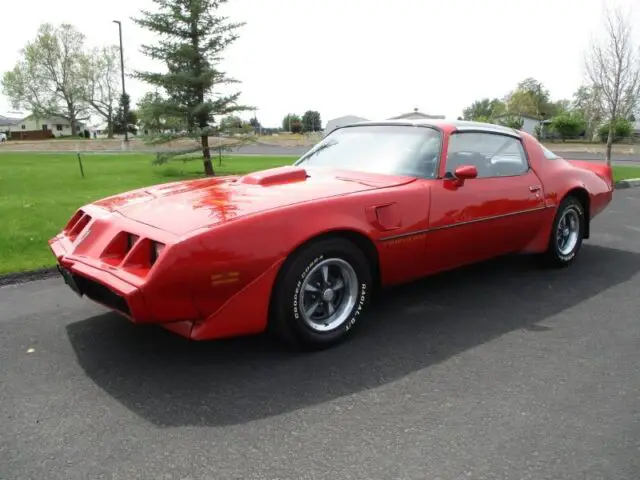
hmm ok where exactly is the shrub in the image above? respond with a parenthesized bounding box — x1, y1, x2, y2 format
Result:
(598, 118, 633, 143)
(549, 112, 586, 141)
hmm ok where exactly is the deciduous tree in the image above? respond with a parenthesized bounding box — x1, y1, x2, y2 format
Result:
(504, 78, 558, 118)
(301, 110, 322, 132)
(461, 98, 505, 121)
(598, 117, 633, 142)
(282, 113, 301, 133)
(495, 115, 524, 130)
(220, 115, 243, 132)
(79, 46, 120, 138)
(570, 85, 603, 138)
(585, 3, 640, 164)
(136, 92, 164, 133)
(1, 23, 89, 135)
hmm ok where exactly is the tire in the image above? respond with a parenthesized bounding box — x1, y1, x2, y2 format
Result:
(542, 196, 585, 268)
(269, 237, 373, 350)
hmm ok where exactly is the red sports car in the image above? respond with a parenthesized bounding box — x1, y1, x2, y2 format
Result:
(50, 120, 613, 350)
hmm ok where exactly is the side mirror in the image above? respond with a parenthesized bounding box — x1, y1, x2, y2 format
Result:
(454, 165, 478, 180)
(444, 165, 477, 187)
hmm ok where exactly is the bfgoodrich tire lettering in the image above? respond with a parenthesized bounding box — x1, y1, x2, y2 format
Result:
(270, 237, 372, 350)
(543, 196, 585, 268)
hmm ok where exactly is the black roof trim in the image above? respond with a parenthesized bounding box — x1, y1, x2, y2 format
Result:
(333, 121, 444, 133)
(450, 120, 521, 138)
(325, 118, 521, 139)
(453, 126, 521, 139)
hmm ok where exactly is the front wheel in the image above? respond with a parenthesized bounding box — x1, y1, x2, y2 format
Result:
(542, 196, 585, 268)
(269, 237, 373, 350)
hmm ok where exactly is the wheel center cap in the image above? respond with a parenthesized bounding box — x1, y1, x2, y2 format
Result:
(322, 288, 335, 302)
(563, 228, 570, 236)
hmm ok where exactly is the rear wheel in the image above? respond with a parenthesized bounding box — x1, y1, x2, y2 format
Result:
(269, 237, 373, 350)
(542, 196, 585, 268)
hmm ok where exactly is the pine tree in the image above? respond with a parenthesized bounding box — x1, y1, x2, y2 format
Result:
(132, 0, 250, 175)
(113, 93, 134, 135)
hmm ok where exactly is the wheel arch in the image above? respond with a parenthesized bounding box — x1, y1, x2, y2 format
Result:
(562, 187, 591, 238)
(277, 228, 381, 288)
(267, 228, 382, 322)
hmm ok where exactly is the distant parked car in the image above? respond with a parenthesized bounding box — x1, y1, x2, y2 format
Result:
(0, 132, 6, 142)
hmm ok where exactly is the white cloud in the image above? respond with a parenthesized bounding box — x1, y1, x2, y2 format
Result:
(1, 0, 638, 127)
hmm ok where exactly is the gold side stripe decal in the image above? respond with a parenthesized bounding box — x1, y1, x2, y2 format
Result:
(379, 206, 552, 242)
(211, 271, 240, 286)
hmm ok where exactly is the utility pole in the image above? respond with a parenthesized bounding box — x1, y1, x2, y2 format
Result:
(113, 20, 129, 143)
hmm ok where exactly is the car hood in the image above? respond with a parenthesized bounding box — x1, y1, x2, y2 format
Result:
(93, 166, 416, 235)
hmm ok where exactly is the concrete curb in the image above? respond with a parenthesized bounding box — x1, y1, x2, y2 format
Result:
(0, 267, 59, 288)
(1, 178, 639, 288)
(614, 178, 640, 189)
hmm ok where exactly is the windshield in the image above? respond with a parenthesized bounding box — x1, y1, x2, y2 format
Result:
(295, 125, 443, 178)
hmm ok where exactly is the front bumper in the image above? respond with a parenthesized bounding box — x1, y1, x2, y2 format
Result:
(48, 208, 161, 323)
(54, 256, 149, 321)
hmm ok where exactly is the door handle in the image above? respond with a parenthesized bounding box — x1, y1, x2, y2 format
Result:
(529, 185, 542, 192)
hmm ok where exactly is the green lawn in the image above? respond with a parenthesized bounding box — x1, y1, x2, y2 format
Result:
(0, 153, 296, 274)
(1, 152, 639, 275)
(613, 165, 640, 182)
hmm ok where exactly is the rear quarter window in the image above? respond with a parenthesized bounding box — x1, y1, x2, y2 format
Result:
(541, 145, 560, 160)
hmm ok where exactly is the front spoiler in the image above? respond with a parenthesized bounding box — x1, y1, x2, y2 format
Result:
(56, 260, 143, 320)
(57, 264, 82, 297)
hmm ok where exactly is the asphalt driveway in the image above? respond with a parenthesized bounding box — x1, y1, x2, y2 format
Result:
(1, 189, 640, 479)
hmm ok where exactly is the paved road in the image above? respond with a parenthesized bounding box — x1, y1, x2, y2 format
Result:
(2, 142, 640, 164)
(233, 144, 310, 156)
(554, 151, 640, 163)
(2, 190, 640, 479)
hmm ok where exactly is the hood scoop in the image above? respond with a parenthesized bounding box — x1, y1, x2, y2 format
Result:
(239, 166, 308, 186)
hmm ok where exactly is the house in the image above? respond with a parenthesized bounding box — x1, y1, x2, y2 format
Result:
(388, 108, 445, 121)
(0, 114, 21, 131)
(20, 114, 88, 137)
(492, 113, 543, 135)
(2, 113, 89, 139)
(324, 115, 369, 136)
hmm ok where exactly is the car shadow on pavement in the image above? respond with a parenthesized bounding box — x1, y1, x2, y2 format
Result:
(66, 244, 640, 428)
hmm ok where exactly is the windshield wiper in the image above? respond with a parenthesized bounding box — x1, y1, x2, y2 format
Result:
(297, 139, 338, 163)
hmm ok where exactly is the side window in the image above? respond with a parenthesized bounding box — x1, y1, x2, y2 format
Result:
(445, 132, 529, 178)
(541, 145, 560, 160)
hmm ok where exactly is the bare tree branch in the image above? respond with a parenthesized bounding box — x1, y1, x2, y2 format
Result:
(1, 23, 89, 136)
(79, 46, 120, 137)
(585, 3, 640, 164)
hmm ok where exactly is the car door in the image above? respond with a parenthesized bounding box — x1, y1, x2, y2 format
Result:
(425, 130, 546, 273)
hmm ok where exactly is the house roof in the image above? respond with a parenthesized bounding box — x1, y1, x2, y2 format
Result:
(388, 108, 445, 120)
(0, 114, 22, 126)
(494, 113, 542, 121)
(23, 113, 90, 122)
(326, 115, 368, 123)
(324, 115, 369, 135)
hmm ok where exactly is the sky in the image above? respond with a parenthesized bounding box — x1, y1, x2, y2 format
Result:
(1, 0, 638, 128)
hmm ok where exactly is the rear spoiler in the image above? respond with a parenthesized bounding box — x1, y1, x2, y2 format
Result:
(565, 159, 613, 189)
